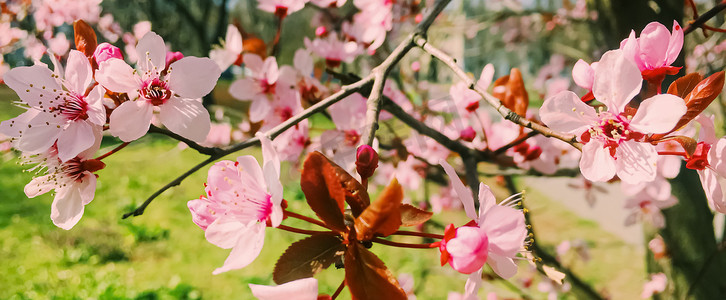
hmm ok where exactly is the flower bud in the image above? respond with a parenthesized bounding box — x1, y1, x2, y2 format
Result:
(439, 224, 489, 274)
(93, 42, 123, 64)
(165, 51, 184, 67)
(356, 145, 379, 179)
(459, 126, 476, 142)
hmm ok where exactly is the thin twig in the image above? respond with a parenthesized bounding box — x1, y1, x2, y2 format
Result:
(684, 1, 726, 35)
(371, 237, 439, 249)
(413, 36, 583, 151)
(148, 125, 221, 156)
(493, 131, 540, 155)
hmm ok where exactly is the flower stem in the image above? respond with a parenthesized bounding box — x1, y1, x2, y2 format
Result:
(371, 237, 439, 249)
(658, 151, 688, 158)
(276, 224, 338, 236)
(95, 142, 130, 160)
(392, 230, 444, 239)
(284, 211, 331, 229)
(331, 280, 346, 300)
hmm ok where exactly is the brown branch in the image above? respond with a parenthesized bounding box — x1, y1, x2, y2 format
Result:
(684, 1, 726, 35)
(148, 125, 222, 156)
(413, 35, 583, 151)
(493, 131, 540, 155)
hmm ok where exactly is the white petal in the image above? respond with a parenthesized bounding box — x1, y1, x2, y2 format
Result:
(4, 65, 63, 108)
(24, 174, 55, 198)
(540, 91, 597, 135)
(487, 253, 518, 279)
(17, 115, 62, 154)
(96, 58, 141, 94)
(477, 182, 496, 220)
(56, 121, 95, 162)
(579, 140, 616, 182)
(615, 141, 657, 184)
(205, 217, 247, 249)
(78, 171, 97, 205)
(592, 49, 642, 114)
(168, 57, 221, 99)
(249, 278, 319, 300)
(159, 97, 211, 143)
(249, 98, 272, 123)
(213, 222, 266, 274)
(85, 85, 107, 126)
(64, 50, 92, 94)
(629, 94, 686, 134)
(135, 32, 167, 75)
(51, 186, 85, 230)
(109, 100, 153, 142)
(440, 160, 477, 221)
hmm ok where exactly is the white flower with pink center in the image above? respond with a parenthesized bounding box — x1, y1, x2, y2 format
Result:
(23, 130, 104, 230)
(209, 24, 244, 71)
(229, 54, 292, 123)
(540, 49, 686, 184)
(187, 133, 283, 274)
(304, 34, 363, 68)
(0, 50, 105, 162)
(95, 32, 221, 143)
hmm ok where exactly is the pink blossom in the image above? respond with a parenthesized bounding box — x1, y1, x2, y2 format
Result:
(621, 21, 683, 82)
(23, 130, 104, 230)
(47, 32, 70, 56)
(641, 273, 667, 298)
(97, 14, 123, 42)
(688, 115, 726, 213)
(95, 32, 221, 143)
(0, 50, 106, 162)
(440, 160, 527, 280)
(188, 133, 283, 274)
(257, 0, 308, 17)
(93, 42, 123, 64)
(439, 224, 490, 274)
(648, 236, 666, 259)
(346, 0, 394, 51)
(249, 278, 319, 300)
(572, 59, 597, 92)
(229, 54, 289, 123)
(202, 123, 232, 147)
(304, 34, 363, 68)
(310, 0, 346, 8)
(210, 24, 244, 71)
(397, 273, 417, 300)
(540, 49, 686, 184)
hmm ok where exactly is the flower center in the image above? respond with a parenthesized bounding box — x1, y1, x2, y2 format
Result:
(142, 78, 171, 106)
(260, 78, 276, 94)
(256, 194, 274, 223)
(278, 106, 293, 121)
(582, 112, 644, 156)
(344, 130, 360, 146)
(686, 142, 711, 170)
(52, 93, 89, 121)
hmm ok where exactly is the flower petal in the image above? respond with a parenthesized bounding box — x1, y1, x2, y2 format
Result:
(479, 205, 526, 257)
(572, 59, 594, 90)
(579, 140, 616, 182)
(56, 121, 95, 162)
(168, 57, 221, 99)
(4, 65, 63, 108)
(540, 91, 597, 135)
(665, 21, 683, 66)
(109, 100, 153, 142)
(86, 85, 107, 126)
(64, 50, 92, 94)
(51, 185, 85, 230)
(249, 278, 319, 300)
(213, 222, 266, 274)
(615, 141, 657, 184)
(78, 171, 97, 205)
(159, 97, 211, 143)
(441, 160, 477, 221)
(638, 22, 671, 69)
(135, 31, 167, 75)
(249, 98, 272, 123)
(592, 49, 642, 114)
(629, 94, 685, 134)
(477, 182, 496, 222)
(229, 78, 258, 101)
(24, 174, 54, 198)
(96, 58, 141, 94)
(205, 217, 247, 249)
(487, 253, 518, 279)
(700, 169, 726, 213)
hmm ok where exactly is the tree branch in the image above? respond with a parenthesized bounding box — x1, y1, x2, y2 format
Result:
(684, 1, 726, 35)
(413, 35, 583, 151)
(148, 125, 222, 156)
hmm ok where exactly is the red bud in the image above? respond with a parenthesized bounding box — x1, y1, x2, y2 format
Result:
(459, 126, 476, 142)
(356, 145, 379, 179)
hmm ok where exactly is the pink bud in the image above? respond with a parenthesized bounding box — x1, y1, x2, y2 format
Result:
(459, 126, 476, 142)
(415, 13, 423, 24)
(411, 61, 421, 72)
(439, 225, 489, 274)
(356, 145, 379, 179)
(165, 51, 184, 67)
(315, 26, 328, 37)
(93, 42, 123, 64)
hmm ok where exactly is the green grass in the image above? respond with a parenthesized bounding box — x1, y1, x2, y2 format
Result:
(0, 90, 643, 299)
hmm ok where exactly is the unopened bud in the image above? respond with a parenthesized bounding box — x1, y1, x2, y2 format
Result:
(356, 145, 379, 179)
(165, 51, 184, 68)
(459, 126, 476, 142)
(93, 42, 123, 65)
(315, 26, 328, 37)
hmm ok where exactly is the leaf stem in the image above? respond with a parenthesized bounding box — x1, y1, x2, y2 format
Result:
(371, 237, 439, 249)
(276, 224, 338, 236)
(284, 211, 331, 229)
(392, 230, 444, 239)
(95, 142, 130, 161)
(331, 280, 346, 299)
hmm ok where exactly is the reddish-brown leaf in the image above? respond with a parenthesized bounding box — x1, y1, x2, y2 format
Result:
(73, 20, 97, 58)
(354, 179, 403, 240)
(671, 71, 724, 134)
(492, 68, 529, 117)
(273, 234, 345, 284)
(399, 204, 433, 227)
(344, 242, 407, 300)
(243, 36, 267, 60)
(667, 73, 703, 98)
(301, 152, 349, 233)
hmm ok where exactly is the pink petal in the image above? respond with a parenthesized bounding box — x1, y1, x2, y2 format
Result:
(539, 91, 597, 135)
(249, 98, 272, 123)
(51, 185, 85, 230)
(109, 100, 153, 142)
(168, 57, 221, 99)
(262, 57, 279, 84)
(621, 31, 645, 70)
(629, 94, 685, 134)
(592, 50, 642, 114)
(64, 50, 92, 94)
(477, 182, 496, 221)
(226, 24, 244, 53)
(638, 22, 671, 69)
(236, 155, 267, 189)
(4, 65, 63, 108)
(710, 138, 726, 176)
(0, 109, 40, 137)
(243, 54, 264, 74)
(56, 121, 95, 162)
(446, 227, 489, 274)
(293, 49, 313, 75)
(24, 174, 54, 198)
(487, 253, 518, 279)
(249, 278, 319, 300)
(479, 205, 526, 257)
(188, 198, 216, 230)
(205, 217, 247, 249)
(96, 58, 141, 94)
(572, 59, 594, 90)
(579, 140, 616, 182)
(477, 64, 495, 90)
(135, 31, 167, 75)
(86, 85, 107, 126)
(229, 78, 258, 101)
(440, 160, 477, 221)
(665, 21, 684, 66)
(615, 141, 657, 184)
(213, 222, 266, 274)
(159, 97, 211, 143)
(463, 270, 484, 299)
(700, 169, 726, 213)
(18, 115, 62, 154)
(78, 171, 97, 205)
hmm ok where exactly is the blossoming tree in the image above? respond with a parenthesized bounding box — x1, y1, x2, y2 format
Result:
(1, 0, 726, 298)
